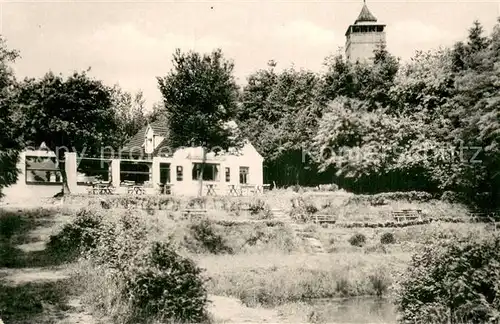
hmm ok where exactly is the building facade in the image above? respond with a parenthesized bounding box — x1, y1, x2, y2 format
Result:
(345, 1, 386, 63)
(2, 121, 264, 202)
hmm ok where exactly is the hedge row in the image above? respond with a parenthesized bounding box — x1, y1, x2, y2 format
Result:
(344, 191, 434, 206)
(321, 217, 497, 228)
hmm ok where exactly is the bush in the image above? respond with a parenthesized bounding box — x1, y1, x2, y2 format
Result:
(73, 210, 210, 323)
(47, 208, 104, 261)
(91, 211, 149, 271)
(187, 197, 206, 209)
(185, 219, 233, 254)
(345, 191, 433, 206)
(348, 233, 366, 247)
(397, 234, 500, 323)
(290, 197, 318, 222)
(440, 191, 468, 204)
(380, 232, 396, 244)
(248, 199, 272, 219)
(124, 242, 209, 323)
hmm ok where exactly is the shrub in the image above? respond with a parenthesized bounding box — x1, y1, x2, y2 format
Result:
(185, 219, 233, 254)
(348, 233, 366, 247)
(187, 197, 206, 209)
(91, 211, 149, 271)
(440, 191, 468, 204)
(290, 197, 318, 222)
(248, 199, 272, 219)
(380, 232, 396, 244)
(397, 234, 500, 323)
(345, 191, 433, 206)
(47, 208, 104, 261)
(124, 242, 209, 323)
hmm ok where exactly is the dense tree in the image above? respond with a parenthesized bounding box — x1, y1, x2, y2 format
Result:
(238, 63, 324, 186)
(0, 37, 21, 197)
(312, 97, 442, 192)
(157, 49, 241, 195)
(320, 46, 399, 109)
(451, 20, 490, 72)
(390, 49, 455, 116)
(111, 86, 147, 147)
(15, 71, 118, 193)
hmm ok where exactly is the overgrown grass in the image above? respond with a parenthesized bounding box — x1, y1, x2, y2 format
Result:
(198, 253, 408, 307)
(0, 279, 73, 324)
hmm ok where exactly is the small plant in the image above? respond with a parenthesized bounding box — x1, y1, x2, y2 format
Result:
(305, 204, 318, 214)
(369, 270, 391, 297)
(348, 233, 366, 247)
(248, 199, 266, 215)
(380, 232, 396, 244)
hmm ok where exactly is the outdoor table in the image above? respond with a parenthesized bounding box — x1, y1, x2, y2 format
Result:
(126, 183, 144, 195)
(206, 184, 217, 196)
(158, 183, 173, 195)
(240, 184, 256, 196)
(131, 185, 145, 195)
(91, 182, 113, 195)
(227, 184, 240, 196)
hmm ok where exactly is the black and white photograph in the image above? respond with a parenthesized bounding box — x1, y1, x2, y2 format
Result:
(0, 0, 500, 323)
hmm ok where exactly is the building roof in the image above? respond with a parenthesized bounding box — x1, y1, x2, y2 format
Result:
(120, 120, 169, 157)
(119, 119, 245, 159)
(354, 3, 378, 24)
(150, 121, 169, 137)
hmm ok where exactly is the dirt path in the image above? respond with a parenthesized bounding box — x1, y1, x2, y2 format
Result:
(0, 209, 98, 324)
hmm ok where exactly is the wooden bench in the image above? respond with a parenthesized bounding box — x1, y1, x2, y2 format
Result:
(181, 209, 208, 220)
(312, 214, 336, 224)
(391, 209, 423, 222)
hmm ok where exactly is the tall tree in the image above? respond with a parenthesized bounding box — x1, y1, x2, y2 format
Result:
(16, 71, 118, 194)
(111, 86, 147, 147)
(0, 37, 21, 197)
(321, 47, 399, 110)
(238, 63, 324, 186)
(157, 49, 240, 196)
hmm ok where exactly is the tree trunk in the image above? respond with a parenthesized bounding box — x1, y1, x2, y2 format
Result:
(59, 159, 71, 196)
(197, 147, 206, 197)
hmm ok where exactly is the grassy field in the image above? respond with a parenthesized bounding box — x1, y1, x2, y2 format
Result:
(0, 190, 491, 323)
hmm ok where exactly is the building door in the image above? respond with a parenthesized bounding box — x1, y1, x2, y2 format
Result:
(160, 163, 171, 184)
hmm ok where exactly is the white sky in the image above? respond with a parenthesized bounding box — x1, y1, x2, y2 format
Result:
(2, 0, 499, 108)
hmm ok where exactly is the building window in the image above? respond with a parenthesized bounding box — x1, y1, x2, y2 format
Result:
(239, 166, 249, 184)
(192, 163, 220, 181)
(25, 156, 62, 184)
(77, 158, 110, 184)
(176, 166, 183, 181)
(120, 161, 152, 185)
(225, 167, 230, 182)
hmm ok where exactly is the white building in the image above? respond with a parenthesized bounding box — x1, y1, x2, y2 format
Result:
(2, 121, 264, 200)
